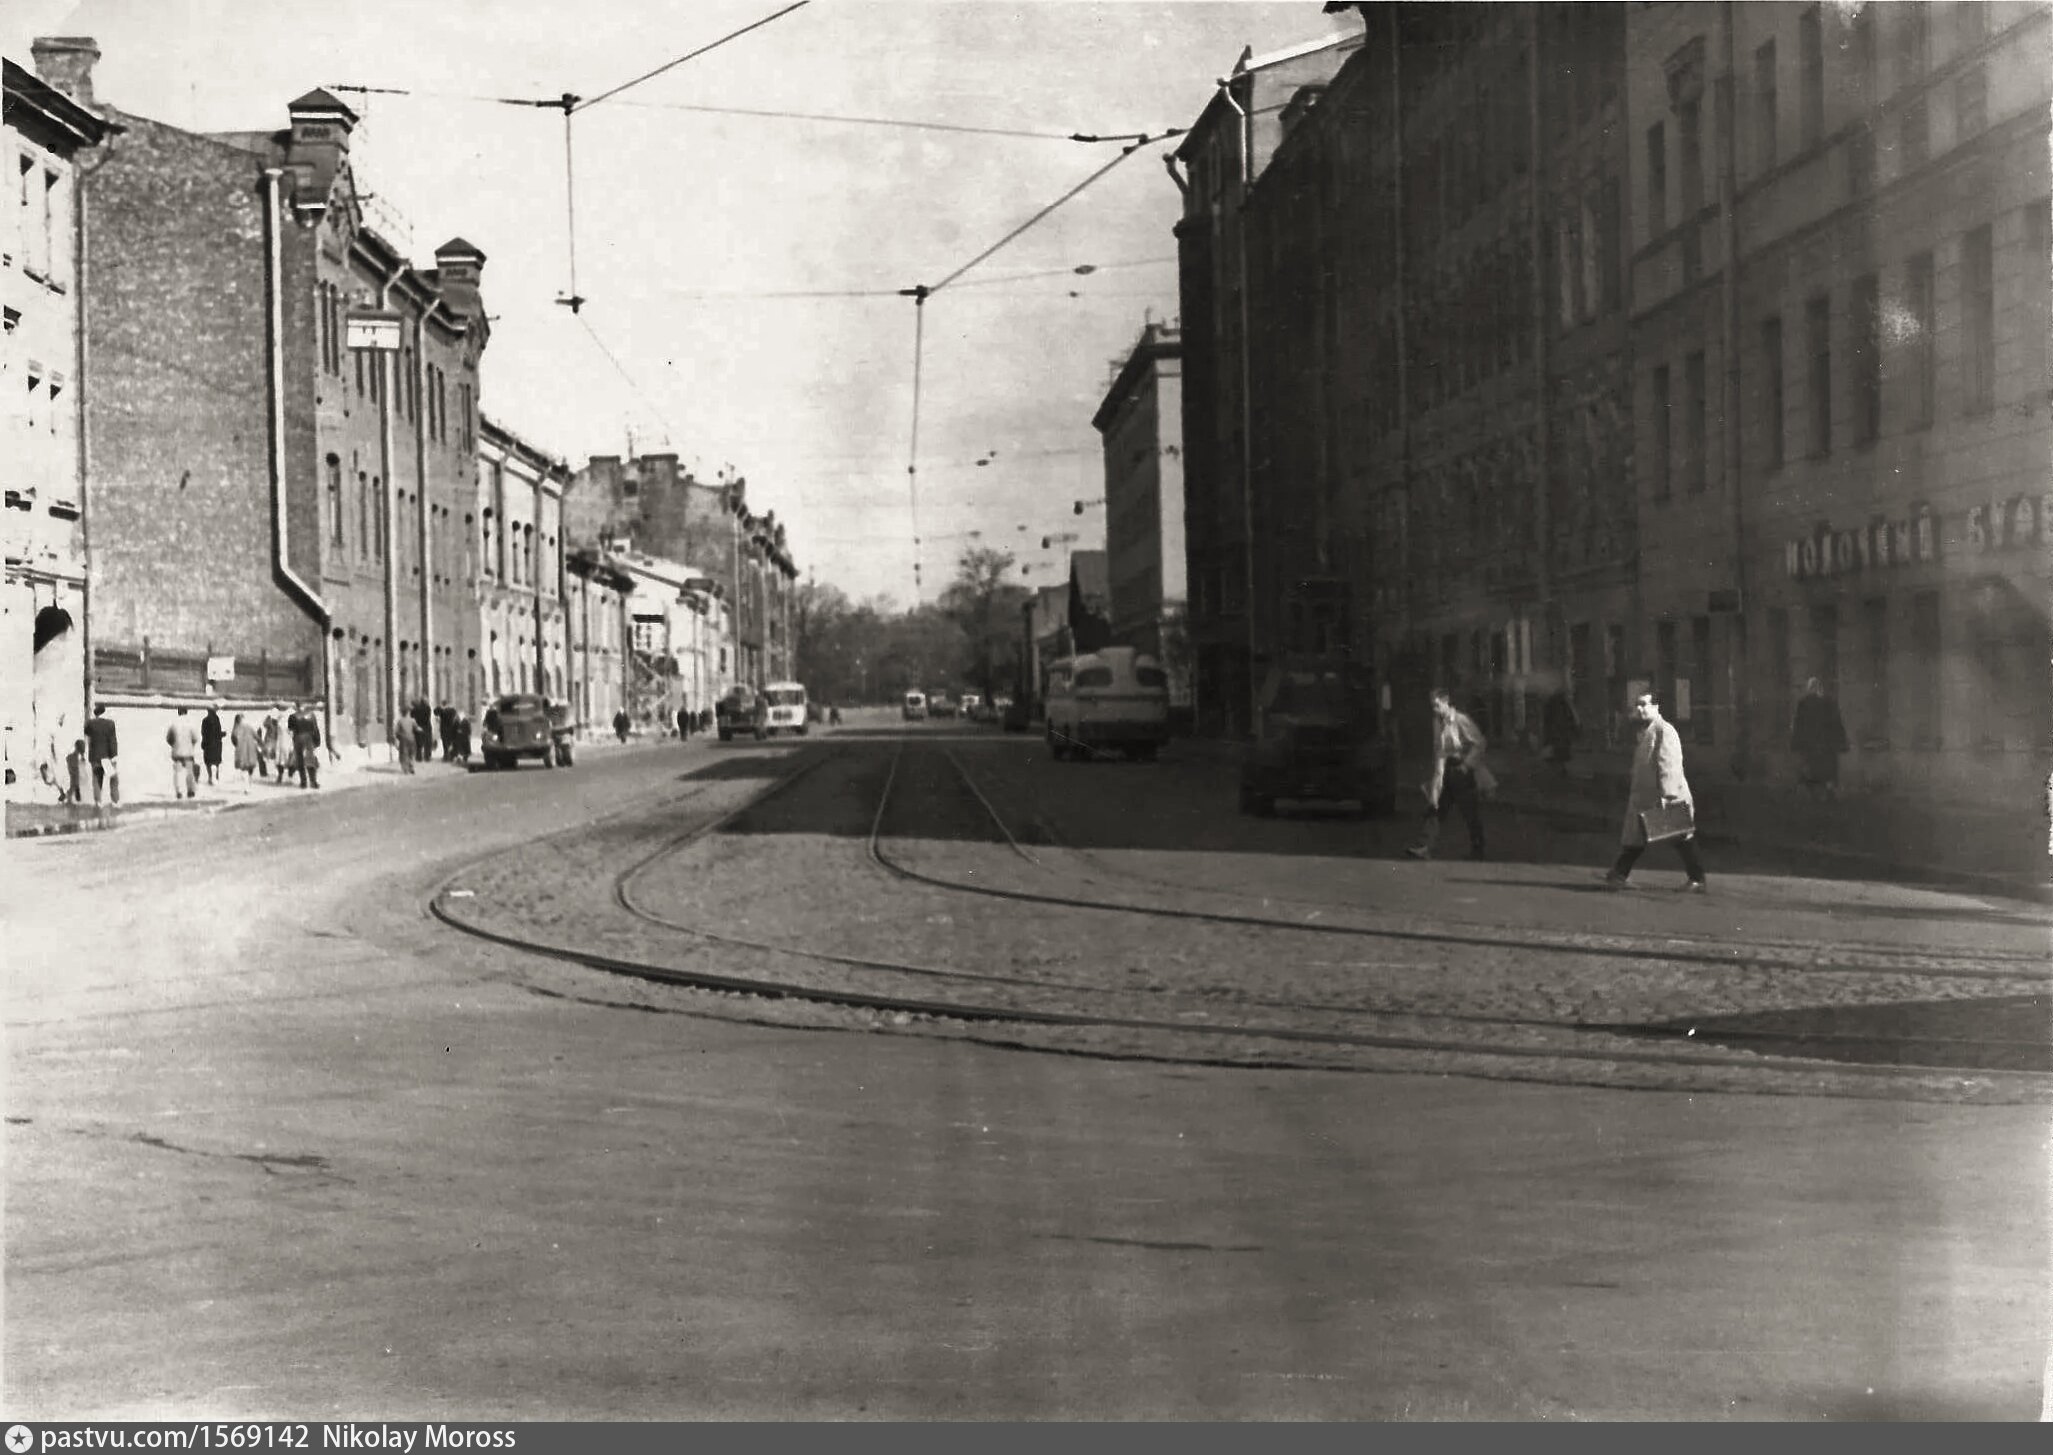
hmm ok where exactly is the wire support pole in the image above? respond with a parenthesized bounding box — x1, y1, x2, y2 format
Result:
(904, 285, 930, 605)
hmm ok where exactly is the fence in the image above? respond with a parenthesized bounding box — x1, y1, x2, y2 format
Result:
(94, 641, 317, 700)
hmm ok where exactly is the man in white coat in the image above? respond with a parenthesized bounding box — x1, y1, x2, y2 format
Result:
(1602, 689, 1708, 891)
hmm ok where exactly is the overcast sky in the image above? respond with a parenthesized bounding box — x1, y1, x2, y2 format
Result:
(5, 0, 1354, 607)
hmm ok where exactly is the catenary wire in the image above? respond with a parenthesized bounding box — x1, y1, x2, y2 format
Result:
(575, 1, 815, 112)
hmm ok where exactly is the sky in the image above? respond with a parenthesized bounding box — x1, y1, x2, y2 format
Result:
(4, 0, 1353, 608)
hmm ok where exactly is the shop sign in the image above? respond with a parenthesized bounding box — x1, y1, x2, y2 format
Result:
(1967, 494, 2053, 553)
(206, 656, 235, 682)
(1783, 508, 1937, 581)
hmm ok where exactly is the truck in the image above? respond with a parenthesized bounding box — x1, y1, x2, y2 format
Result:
(1238, 654, 1399, 817)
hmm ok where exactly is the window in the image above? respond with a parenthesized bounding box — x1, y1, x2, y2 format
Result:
(1753, 40, 1778, 173)
(1761, 316, 1785, 469)
(1962, 224, 1994, 414)
(1806, 293, 1832, 456)
(1900, 93, 1928, 170)
(1651, 363, 1673, 501)
(354, 344, 365, 398)
(1954, 65, 1986, 139)
(1678, 97, 1703, 216)
(1597, 175, 1622, 313)
(1862, 596, 1890, 742)
(1900, 2, 1930, 83)
(1691, 615, 1715, 744)
(1808, 601, 1840, 699)
(1851, 273, 1880, 443)
(327, 455, 344, 546)
(1646, 121, 1667, 234)
(1656, 619, 1679, 721)
(1767, 607, 1791, 740)
(1684, 351, 1707, 494)
(372, 476, 385, 560)
(1798, 7, 1824, 148)
(357, 470, 370, 559)
(1909, 589, 1941, 747)
(1906, 251, 1935, 428)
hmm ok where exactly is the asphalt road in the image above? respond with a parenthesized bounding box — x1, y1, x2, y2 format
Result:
(5, 727, 2047, 1419)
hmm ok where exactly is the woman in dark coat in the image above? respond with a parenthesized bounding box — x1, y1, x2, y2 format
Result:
(200, 706, 226, 785)
(1790, 677, 1849, 800)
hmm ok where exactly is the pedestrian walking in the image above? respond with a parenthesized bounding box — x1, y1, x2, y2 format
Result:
(437, 705, 457, 762)
(393, 712, 417, 773)
(1601, 689, 1708, 892)
(677, 703, 693, 740)
(289, 703, 321, 788)
(258, 708, 282, 779)
(231, 712, 261, 787)
(63, 737, 86, 804)
(200, 705, 225, 786)
(166, 707, 200, 799)
(1406, 688, 1489, 862)
(613, 709, 631, 743)
(84, 704, 119, 806)
(1542, 688, 1579, 771)
(1790, 677, 1849, 801)
(411, 699, 433, 759)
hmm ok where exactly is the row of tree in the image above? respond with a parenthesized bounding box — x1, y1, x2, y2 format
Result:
(792, 548, 1032, 707)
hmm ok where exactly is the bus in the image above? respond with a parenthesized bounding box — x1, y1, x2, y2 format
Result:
(902, 689, 928, 721)
(1043, 647, 1170, 761)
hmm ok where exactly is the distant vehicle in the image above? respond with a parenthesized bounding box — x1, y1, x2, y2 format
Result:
(902, 690, 928, 721)
(761, 681, 809, 736)
(477, 693, 562, 770)
(930, 693, 959, 720)
(960, 692, 983, 716)
(716, 685, 762, 742)
(1044, 646, 1170, 761)
(1238, 654, 1398, 817)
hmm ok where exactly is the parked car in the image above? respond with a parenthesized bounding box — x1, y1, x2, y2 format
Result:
(1238, 655, 1398, 817)
(476, 694, 561, 770)
(716, 685, 763, 742)
(930, 694, 958, 719)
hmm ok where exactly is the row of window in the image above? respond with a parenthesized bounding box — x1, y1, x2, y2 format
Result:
(1648, 208, 2026, 497)
(7, 147, 71, 284)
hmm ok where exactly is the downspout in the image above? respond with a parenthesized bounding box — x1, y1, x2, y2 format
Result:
(262, 168, 332, 744)
(1217, 75, 1259, 739)
(1718, 1, 1749, 776)
(1527, 4, 1553, 689)
(532, 470, 546, 697)
(557, 487, 570, 711)
(379, 261, 403, 729)
(1388, 6, 1411, 657)
(75, 158, 93, 715)
(413, 312, 431, 710)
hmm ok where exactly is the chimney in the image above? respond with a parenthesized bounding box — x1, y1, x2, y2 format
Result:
(31, 37, 101, 108)
(434, 237, 487, 325)
(284, 89, 357, 214)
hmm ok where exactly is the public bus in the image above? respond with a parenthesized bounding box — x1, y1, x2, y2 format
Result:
(1043, 646, 1171, 761)
(902, 689, 928, 721)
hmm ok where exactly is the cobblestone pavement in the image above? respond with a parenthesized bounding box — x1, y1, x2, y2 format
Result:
(432, 735, 2052, 1103)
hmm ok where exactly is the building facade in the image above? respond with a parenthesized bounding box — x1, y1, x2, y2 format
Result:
(563, 546, 633, 735)
(49, 46, 488, 775)
(3, 47, 112, 800)
(1627, 0, 2049, 805)
(1092, 321, 1191, 718)
(602, 542, 731, 729)
(475, 418, 571, 714)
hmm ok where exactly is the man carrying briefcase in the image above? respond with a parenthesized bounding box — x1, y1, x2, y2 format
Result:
(1601, 689, 1708, 893)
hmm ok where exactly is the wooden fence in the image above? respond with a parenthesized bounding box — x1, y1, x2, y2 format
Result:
(94, 640, 316, 700)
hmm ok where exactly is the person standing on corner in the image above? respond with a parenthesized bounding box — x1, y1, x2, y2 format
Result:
(200, 704, 225, 787)
(84, 703, 119, 807)
(166, 707, 200, 799)
(393, 713, 416, 774)
(289, 703, 322, 789)
(1406, 687, 1489, 862)
(231, 711, 260, 788)
(1790, 676, 1849, 801)
(1602, 689, 1707, 892)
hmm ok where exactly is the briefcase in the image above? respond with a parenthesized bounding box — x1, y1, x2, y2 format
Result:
(1639, 802, 1696, 844)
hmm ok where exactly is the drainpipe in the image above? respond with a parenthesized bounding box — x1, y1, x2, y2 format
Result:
(557, 486, 570, 710)
(1388, 6, 1411, 662)
(1527, 4, 1552, 695)
(1216, 76, 1260, 740)
(75, 159, 93, 716)
(1718, 1, 1750, 776)
(262, 168, 332, 746)
(532, 470, 546, 697)
(413, 312, 432, 712)
(379, 262, 403, 730)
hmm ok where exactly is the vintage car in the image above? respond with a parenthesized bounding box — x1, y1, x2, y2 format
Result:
(716, 685, 764, 742)
(1238, 656, 1397, 817)
(477, 693, 563, 770)
(760, 681, 809, 736)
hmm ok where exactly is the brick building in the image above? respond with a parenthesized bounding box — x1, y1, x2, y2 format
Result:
(1091, 320, 1191, 717)
(475, 418, 570, 713)
(50, 44, 488, 772)
(1171, 28, 1361, 738)
(3, 47, 113, 800)
(1627, 1, 2049, 807)
(568, 454, 799, 686)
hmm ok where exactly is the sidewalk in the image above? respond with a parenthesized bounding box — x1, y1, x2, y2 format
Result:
(1162, 732, 2051, 902)
(4, 731, 691, 840)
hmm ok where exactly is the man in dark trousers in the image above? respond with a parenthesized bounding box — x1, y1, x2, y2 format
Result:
(84, 704, 119, 806)
(677, 702, 693, 740)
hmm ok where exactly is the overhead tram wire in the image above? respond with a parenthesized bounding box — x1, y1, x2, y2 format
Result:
(891, 128, 1181, 604)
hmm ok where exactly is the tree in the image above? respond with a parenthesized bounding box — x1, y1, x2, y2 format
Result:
(940, 547, 1031, 703)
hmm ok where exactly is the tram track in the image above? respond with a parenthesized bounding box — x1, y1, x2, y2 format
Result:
(425, 738, 2053, 1098)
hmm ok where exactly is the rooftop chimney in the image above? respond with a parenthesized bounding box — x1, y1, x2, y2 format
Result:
(433, 237, 487, 325)
(31, 37, 101, 108)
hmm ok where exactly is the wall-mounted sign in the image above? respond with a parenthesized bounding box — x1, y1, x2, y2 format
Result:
(206, 656, 235, 682)
(1967, 494, 2053, 552)
(1784, 508, 1937, 580)
(345, 311, 403, 353)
